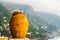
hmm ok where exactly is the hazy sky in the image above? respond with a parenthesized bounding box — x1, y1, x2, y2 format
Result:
(0, 0, 60, 16)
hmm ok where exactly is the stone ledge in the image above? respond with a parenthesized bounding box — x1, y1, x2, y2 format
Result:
(0, 37, 30, 40)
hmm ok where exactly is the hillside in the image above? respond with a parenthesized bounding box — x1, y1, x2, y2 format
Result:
(0, 1, 60, 39)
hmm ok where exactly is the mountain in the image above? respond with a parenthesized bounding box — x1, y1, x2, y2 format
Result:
(0, 1, 60, 39)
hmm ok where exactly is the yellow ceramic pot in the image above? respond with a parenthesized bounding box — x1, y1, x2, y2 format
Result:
(9, 10, 29, 38)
